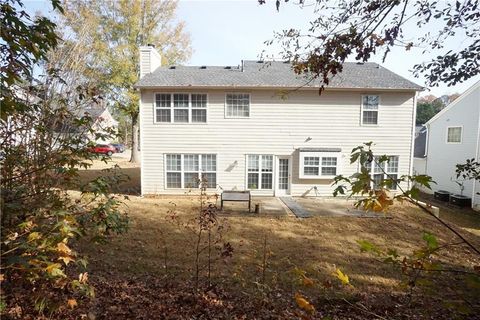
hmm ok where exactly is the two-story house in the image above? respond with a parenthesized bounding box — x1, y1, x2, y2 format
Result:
(136, 45, 422, 197)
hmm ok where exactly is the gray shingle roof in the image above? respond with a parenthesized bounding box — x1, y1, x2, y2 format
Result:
(135, 60, 423, 90)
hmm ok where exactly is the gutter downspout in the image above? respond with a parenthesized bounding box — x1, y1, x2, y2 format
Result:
(472, 107, 480, 209)
(408, 92, 418, 190)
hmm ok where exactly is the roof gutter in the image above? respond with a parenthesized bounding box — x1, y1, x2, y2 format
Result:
(133, 85, 422, 92)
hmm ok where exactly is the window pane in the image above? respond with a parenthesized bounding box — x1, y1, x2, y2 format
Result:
(321, 167, 336, 176)
(226, 93, 250, 117)
(373, 157, 384, 173)
(201, 154, 216, 171)
(304, 167, 319, 176)
(173, 94, 189, 108)
(261, 173, 273, 189)
(363, 95, 379, 110)
(156, 94, 171, 108)
(156, 109, 171, 122)
(248, 173, 259, 189)
(184, 154, 199, 171)
(201, 173, 216, 188)
(174, 109, 188, 123)
(166, 172, 181, 188)
(184, 172, 199, 188)
(304, 157, 319, 166)
(363, 111, 378, 124)
(387, 156, 399, 173)
(372, 174, 383, 189)
(247, 155, 259, 171)
(191, 94, 207, 108)
(166, 154, 181, 171)
(447, 127, 462, 143)
(387, 174, 398, 190)
(192, 109, 207, 123)
(321, 157, 337, 166)
(262, 155, 273, 172)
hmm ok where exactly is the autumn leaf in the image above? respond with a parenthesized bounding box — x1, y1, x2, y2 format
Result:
(333, 268, 351, 286)
(67, 299, 78, 309)
(57, 242, 72, 255)
(78, 272, 89, 284)
(302, 276, 314, 287)
(58, 256, 75, 265)
(27, 232, 42, 241)
(295, 292, 315, 314)
(45, 263, 66, 277)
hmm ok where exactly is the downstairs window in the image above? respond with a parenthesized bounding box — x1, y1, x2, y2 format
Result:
(165, 154, 216, 189)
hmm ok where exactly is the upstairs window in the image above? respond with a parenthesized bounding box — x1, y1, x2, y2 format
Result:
(191, 94, 207, 123)
(173, 94, 189, 123)
(155, 94, 171, 122)
(247, 155, 273, 189)
(299, 151, 341, 179)
(361, 95, 379, 125)
(447, 126, 462, 143)
(155, 93, 207, 123)
(226, 93, 250, 118)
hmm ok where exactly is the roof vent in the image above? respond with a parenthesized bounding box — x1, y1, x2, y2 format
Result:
(200, 66, 206, 69)
(225, 66, 231, 69)
(169, 66, 176, 69)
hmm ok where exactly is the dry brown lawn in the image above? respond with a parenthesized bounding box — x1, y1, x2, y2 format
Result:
(76, 159, 480, 303)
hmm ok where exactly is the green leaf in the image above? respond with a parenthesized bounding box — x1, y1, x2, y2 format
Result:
(422, 232, 438, 250)
(357, 240, 382, 255)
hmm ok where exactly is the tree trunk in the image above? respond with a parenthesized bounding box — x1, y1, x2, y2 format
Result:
(130, 114, 140, 163)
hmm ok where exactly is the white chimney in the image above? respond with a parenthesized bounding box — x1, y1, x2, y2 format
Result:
(139, 44, 161, 78)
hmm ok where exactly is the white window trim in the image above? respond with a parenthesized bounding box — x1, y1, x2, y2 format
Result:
(366, 155, 399, 190)
(225, 93, 251, 119)
(164, 153, 217, 189)
(360, 94, 380, 126)
(245, 154, 274, 190)
(446, 126, 463, 144)
(299, 152, 342, 179)
(154, 93, 208, 124)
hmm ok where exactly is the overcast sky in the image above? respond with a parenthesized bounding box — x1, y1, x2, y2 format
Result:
(25, 0, 480, 97)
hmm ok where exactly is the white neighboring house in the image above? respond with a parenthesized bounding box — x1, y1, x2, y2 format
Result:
(136, 45, 422, 197)
(80, 105, 119, 144)
(413, 81, 480, 210)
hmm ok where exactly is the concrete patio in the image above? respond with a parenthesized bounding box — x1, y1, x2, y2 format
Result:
(220, 196, 290, 216)
(219, 196, 385, 218)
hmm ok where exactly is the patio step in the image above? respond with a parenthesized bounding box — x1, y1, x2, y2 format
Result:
(280, 197, 312, 218)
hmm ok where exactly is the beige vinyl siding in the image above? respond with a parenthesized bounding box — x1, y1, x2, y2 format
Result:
(140, 88, 415, 196)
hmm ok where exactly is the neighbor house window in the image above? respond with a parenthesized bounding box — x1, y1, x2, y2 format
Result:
(165, 154, 216, 188)
(300, 152, 340, 179)
(361, 95, 379, 125)
(447, 126, 462, 143)
(247, 155, 273, 189)
(366, 156, 399, 190)
(226, 93, 250, 118)
(155, 93, 207, 123)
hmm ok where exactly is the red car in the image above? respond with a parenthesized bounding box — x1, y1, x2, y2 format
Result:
(89, 144, 116, 156)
